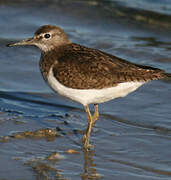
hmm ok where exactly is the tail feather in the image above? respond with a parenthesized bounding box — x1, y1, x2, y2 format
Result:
(164, 73, 171, 78)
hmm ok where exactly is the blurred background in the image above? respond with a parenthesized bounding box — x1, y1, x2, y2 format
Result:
(0, 0, 171, 179)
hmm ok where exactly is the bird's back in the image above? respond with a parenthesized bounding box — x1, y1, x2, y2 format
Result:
(48, 43, 167, 89)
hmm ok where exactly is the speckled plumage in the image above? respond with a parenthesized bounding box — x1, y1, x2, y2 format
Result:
(40, 43, 168, 89)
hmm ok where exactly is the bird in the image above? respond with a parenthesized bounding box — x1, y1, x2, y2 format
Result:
(7, 24, 171, 150)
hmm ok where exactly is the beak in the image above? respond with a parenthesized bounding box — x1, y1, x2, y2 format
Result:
(7, 37, 35, 47)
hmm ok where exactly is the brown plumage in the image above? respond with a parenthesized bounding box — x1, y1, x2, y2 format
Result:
(40, 43, 169, 89)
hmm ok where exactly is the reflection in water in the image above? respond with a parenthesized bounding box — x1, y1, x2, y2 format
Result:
(81, 150, 102, 179)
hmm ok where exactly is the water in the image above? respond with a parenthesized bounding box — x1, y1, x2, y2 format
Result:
(0, 0, 171, 179)
(108, 0, 171, 15)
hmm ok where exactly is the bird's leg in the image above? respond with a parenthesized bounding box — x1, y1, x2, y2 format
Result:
(92, 104, 99, 126)
(82, 104, 100, 150)
(82, 105, 94, 150)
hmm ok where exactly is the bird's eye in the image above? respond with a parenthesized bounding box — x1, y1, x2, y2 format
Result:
(44, 33, 51, 39)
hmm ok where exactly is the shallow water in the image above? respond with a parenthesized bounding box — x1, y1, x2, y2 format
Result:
(0, 0, 171, 179)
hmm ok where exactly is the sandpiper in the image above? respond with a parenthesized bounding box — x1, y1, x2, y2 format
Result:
(7, 25, 171, 150)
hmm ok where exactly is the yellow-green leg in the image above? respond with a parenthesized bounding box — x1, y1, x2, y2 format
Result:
(82, 104, 99, 150)
(92, 104, 99, 126)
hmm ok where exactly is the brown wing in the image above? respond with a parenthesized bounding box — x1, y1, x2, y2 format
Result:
(52, 44, 165, 89)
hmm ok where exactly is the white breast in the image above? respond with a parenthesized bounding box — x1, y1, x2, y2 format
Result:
(47, 68, 145, 106)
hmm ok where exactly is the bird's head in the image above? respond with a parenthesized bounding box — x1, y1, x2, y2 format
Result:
(7, 25, 70, 52)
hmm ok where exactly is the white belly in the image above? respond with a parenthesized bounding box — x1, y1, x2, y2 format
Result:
(47, 68, 145, 106)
